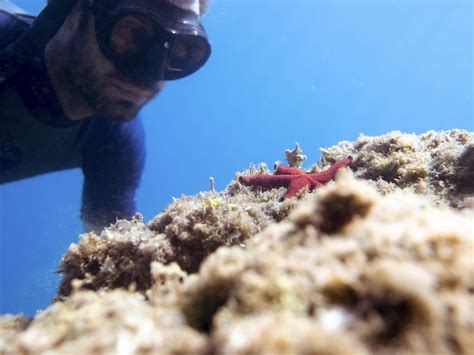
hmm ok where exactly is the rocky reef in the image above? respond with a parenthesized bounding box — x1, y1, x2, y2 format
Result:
(1, 129, 473, 354)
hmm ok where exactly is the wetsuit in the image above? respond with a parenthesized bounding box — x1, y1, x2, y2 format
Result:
(0, 6, 146, 232)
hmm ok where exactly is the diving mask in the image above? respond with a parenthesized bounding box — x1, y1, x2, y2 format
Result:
(89, 0, 211, 85)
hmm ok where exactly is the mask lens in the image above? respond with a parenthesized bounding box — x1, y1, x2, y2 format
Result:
(167, 36, 211, 77)
(102, 11, 211, 82)
(110, 15, 155, 57)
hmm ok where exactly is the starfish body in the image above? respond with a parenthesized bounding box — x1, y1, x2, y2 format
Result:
(239, 156, 353, 199)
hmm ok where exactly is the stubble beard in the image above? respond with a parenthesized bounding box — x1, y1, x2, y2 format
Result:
(65, 62, 140, 122)
(64, 56, 143, 122)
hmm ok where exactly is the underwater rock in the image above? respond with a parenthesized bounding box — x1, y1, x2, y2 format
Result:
(319, 129, 473, 208)
(56, 187, 299, 298)
(2, 289, 208, 354)
(56, 214, 170, 298)
(178, 172, 473, 354)
(56, 130, 473, 299)
(0, 315, 31, 353)
(1, 130, 473, 354)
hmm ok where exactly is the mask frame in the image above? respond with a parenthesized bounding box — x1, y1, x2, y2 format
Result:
(88, 0, 211, 84)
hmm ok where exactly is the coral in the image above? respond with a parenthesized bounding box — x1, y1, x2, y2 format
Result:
(2, 129, 473, 355)
(284, 142, 308, 168)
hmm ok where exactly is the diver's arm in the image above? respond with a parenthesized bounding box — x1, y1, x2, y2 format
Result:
(80, 115, 146, 233)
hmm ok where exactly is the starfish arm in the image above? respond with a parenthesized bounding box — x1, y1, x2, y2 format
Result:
(239, 174, 295, 189)
(284, 176, 312, 199)
(274, 165, 306, 176)
(310, 156, 353, 183)
(307, 176, 324, 188)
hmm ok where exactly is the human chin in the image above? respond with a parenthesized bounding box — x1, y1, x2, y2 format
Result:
(88, 81, 144, 120)
(98, 99, 141, 121)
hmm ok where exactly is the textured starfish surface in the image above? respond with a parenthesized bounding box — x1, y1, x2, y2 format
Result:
(239, 156, 353, 199)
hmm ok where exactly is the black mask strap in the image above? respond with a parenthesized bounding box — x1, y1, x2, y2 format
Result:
(0, 0, 78, 84)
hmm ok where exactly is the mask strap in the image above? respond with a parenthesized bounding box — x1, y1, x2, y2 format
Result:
(0, 0, 79, 84)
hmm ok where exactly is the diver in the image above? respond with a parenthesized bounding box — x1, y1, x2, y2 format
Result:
(0, 0, 211, 232)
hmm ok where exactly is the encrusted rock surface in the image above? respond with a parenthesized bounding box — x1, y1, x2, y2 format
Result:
(1, 130, 473, 355)
(56, 188, 300, 298)
(180, 173, 473, 354)
(319, 129, 473, 208)
(2, 289, 208, 354)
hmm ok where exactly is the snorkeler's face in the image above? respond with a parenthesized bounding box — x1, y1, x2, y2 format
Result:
(63, 6, 165, 121)
(91, 0, 210, 83)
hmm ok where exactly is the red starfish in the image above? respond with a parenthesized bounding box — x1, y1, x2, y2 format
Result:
(239, 156, 353, 199)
